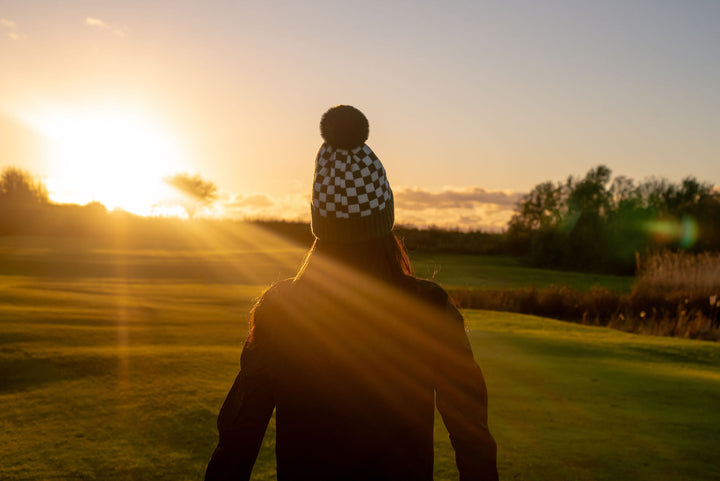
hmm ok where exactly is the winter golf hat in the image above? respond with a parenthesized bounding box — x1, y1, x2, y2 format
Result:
(311, 105, 394, 242)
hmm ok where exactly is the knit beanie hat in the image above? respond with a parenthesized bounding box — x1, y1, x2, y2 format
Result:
(311, 105, 394, 242)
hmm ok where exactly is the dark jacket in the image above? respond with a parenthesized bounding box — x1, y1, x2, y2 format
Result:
(205, 275, 498, 481)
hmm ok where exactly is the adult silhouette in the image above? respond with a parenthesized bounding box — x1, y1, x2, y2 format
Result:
(205, 106, 498, 480)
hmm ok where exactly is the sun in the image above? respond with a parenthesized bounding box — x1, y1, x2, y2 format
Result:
(31, 106, 188, 215)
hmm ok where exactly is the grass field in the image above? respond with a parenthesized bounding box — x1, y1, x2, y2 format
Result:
(1, 236, 716, 480)
(411, 253, 633, 292)
(0, 235, 633, 291)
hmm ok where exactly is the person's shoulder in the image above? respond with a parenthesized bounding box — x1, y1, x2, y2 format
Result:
(261, 277, 296, 297)
(406, 277, 450, 306)
(255, 278, 296, 309)
(248, 278, 297, 336)
(405, 277, 464, 325)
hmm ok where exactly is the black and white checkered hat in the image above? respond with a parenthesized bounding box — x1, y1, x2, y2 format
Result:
(311, 106, 394, 242)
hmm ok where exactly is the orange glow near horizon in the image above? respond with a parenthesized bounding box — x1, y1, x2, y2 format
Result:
(26, 105, 189, 215)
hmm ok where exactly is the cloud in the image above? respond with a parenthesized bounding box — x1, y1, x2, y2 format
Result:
(224, 194, 275, 209)
(388, 186, 527, 231)
(393, 187, 524, 211)
(1, 18, 27, 40)
(85, 16, 125, 36)
(395, 206, 513, 232)
(85, 17, 106, 27)
(199, 186, 525, 232)
(215, 192, 309, 221)
(7, 32, 27, 41)
(163, 184, 522, 231)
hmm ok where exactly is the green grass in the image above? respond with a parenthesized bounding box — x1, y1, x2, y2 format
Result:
(1, 272, 718, 480)
(467, 311, 720, 481)
(411, 253, 634, 291)
(0, 277, 256, 480)
(0, 236, 633, 291)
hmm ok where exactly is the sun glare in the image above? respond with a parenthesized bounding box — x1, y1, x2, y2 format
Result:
(30, 106, 188, 215)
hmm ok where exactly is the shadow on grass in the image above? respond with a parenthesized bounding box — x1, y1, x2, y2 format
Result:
(0, 355, 119, 394)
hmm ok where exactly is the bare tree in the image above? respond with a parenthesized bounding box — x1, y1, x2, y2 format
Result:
(0, 167, 49, 205)
(164, 172, 218, 219)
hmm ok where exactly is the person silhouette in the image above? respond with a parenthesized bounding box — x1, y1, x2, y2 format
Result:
(205, 105, 498, 481)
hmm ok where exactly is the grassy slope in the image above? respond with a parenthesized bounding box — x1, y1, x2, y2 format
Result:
(465, 311, 720, 481)
(1, 275, 718, 480)
(412, 253, 633, 291)
(0, 277, 255, 480)
(0, 236, 632, 291)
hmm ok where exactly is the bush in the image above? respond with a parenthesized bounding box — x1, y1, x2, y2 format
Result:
(448, 278, 720, 342)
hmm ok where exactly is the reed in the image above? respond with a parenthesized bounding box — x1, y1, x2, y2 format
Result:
(448, 251, 720, 340)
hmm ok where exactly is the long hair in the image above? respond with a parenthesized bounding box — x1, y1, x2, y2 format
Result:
(248, 233, 414, 340)
(295, 233, 413, 283)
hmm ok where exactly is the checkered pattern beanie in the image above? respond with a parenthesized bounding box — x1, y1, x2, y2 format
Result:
(311, 106, 394, 242)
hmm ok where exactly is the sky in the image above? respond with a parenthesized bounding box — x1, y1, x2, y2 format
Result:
(1, 0, 719, 230)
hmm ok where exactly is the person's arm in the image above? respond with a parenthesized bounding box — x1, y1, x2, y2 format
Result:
(205, 314, 275, 480)
(435, 302, 498, 481)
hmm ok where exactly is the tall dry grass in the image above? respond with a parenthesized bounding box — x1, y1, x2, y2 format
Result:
(448, 250, 720, 341)
(635, 250, 720, 295)
(627, 250, 720, 339)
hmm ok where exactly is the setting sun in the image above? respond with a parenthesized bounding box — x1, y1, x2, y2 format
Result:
(29, 106, 187, 214)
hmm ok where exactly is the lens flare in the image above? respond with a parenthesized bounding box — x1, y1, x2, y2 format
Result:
(645, 215, 698, 248)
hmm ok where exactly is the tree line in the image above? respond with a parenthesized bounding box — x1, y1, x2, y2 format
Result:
(506, 165, 720, 274)
(3, 165, 719, 274)
(0, 166, 509, 254)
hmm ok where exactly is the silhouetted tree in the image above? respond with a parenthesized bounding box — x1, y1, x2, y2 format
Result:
(0, 167, 48, 205)
(506, 181, 566, 256)
(164, 172, 218, 219)
(0, 167, 50, 235)
(507, 166, 720, 274)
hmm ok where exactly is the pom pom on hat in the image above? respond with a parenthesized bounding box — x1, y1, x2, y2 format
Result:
(312, 105, 393, 241)
(320, 105, 369, 150)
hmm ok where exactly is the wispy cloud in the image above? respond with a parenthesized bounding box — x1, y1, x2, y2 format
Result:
(394, 187, 524, 211)
(192, 186, 525, 232)
(390, 187, 525, 231)
(214, 192, 309, 221)
(85, 16, 125, 37)
(224, 194, 276, 209)
(85, 17, 106, 28)
(7, 32, 27, 41)
(2, 18, 27, 40)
